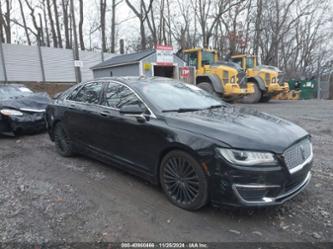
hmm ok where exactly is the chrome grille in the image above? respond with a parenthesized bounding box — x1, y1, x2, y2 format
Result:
(283, 139, 312, 173)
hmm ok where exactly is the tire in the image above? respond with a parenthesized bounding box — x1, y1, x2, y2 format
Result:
(54, 122, 74, 157)
(241, 83, 262, 104)
(260, 95, 272, 103)
(160, 150, 208, 210)
(197, 82, 215, 94)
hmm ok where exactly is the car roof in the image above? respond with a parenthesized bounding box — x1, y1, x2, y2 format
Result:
(92, 76, 176, 86)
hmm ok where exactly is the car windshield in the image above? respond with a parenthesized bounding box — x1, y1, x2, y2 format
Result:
(0, 86, 33, 100)
(138, 81, 225, 112)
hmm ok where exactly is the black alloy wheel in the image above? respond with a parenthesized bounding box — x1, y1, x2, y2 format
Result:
(54, 122, 74, 157)
(160, 150, 208, 210)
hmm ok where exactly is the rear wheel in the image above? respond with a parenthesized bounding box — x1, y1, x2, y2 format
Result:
(260, 95, 272, 103)
(160, 150, 208, 210)
(241, 83, 262, 104)
(54, 122, 74, 157)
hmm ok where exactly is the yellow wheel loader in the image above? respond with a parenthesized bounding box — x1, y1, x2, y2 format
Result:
(183, 48, 254, 101)
(231, 55, 289, 103)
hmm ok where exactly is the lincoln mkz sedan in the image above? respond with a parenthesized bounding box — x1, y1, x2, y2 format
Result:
(46, 77, 313, 210)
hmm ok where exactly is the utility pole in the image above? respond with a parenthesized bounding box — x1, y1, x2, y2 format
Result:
(317, 59, 321, 100)
(0, 37, 8, 83)
(37, 28, 46, 83)
(70, 0, 82, 83)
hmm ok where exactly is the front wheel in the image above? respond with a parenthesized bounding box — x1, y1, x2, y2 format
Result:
(240, 83, 262, 104)
(54, 122, 74, 157)
(260, 95, 272, 103)
(160, 150, 208, 210)
(197, 82, 214, 94)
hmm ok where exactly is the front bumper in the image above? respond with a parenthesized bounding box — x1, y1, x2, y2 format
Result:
(231, 171, 311, 206)
(223, 83, 255, 97)
(267, 82, 289, 95)
(0, 112, 46, 135)
(209, 157, 312, 208)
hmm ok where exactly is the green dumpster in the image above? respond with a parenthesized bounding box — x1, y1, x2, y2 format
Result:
(300, 80, 316, 99)
(288, 79, 316, 99)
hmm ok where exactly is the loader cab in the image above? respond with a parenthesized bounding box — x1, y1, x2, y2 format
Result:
(183, 48, 218, 74)
(231, 55, 257, 70)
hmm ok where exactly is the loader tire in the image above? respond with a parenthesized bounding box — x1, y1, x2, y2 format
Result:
(260, 95, 272, 103)
(197, 82, 215, 94)
(241, 83, 262, 104)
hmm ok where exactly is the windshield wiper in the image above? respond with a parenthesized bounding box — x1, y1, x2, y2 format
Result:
(206, 104, 223, 110)
(162, 105, 225, 113)
(162, 108, 202, 113)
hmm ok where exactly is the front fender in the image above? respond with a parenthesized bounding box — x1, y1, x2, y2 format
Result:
(250, 76, 267, 91)
(197, 74, 224, 94)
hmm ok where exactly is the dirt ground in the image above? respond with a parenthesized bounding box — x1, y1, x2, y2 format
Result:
(0, 100, 332, 243)
(23, 82, 74, 97)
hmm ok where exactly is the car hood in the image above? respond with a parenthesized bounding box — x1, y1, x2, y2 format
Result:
(0, 92, 50, 112)
(164, 106, 308, 153)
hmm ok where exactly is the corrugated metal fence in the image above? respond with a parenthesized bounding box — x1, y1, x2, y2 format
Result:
(0, 43, 114, 83)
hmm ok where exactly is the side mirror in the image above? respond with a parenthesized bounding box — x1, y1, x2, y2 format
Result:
(119, 105, 148, 123)
(119, 105, 144, 115)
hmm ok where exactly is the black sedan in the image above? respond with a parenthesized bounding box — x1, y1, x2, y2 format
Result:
(46, 77, 313, 210)
(0, 84, 50, 136)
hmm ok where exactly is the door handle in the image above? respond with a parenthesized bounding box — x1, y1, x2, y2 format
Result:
(100, 110, 111, 117)
(68, 104, 76, 110)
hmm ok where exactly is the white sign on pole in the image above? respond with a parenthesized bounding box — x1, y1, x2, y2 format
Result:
(74, 60, 84, 67)
(156, 45, 173, 65)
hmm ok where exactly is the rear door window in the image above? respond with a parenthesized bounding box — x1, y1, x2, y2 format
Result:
(102, 82, 144, 109)
(70, 82, 103, 104)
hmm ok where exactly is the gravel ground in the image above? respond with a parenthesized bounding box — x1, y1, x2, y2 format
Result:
(0, 100, 332, 243)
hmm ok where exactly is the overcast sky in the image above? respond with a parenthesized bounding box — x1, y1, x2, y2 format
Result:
(8, 0, 333, 52)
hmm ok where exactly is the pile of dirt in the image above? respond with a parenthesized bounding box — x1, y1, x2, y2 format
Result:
(24, 82, 74, 97)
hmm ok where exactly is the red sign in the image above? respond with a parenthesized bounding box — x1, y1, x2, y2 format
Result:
(155, 44, 173, 65)
(155, 44, 173, 50)
(180, 66, 190, 78)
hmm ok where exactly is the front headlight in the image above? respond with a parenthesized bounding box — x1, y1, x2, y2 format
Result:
(0, 109, 24, 116)
(218, 148, 277, 166)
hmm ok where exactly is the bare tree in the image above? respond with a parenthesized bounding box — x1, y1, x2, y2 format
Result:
(46, 0, 57, 47)
(52, 0, 63, 48)
(0, 0, 11, 43)
(18, 0, 31, 45)
(169, 0, 198, 49)
(42, 0, 50, 47)
(125, 0, 154, 50)
(61, 0, 70, 48)
(191, 0, 245, 48)
(78, 0, 85, 50)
